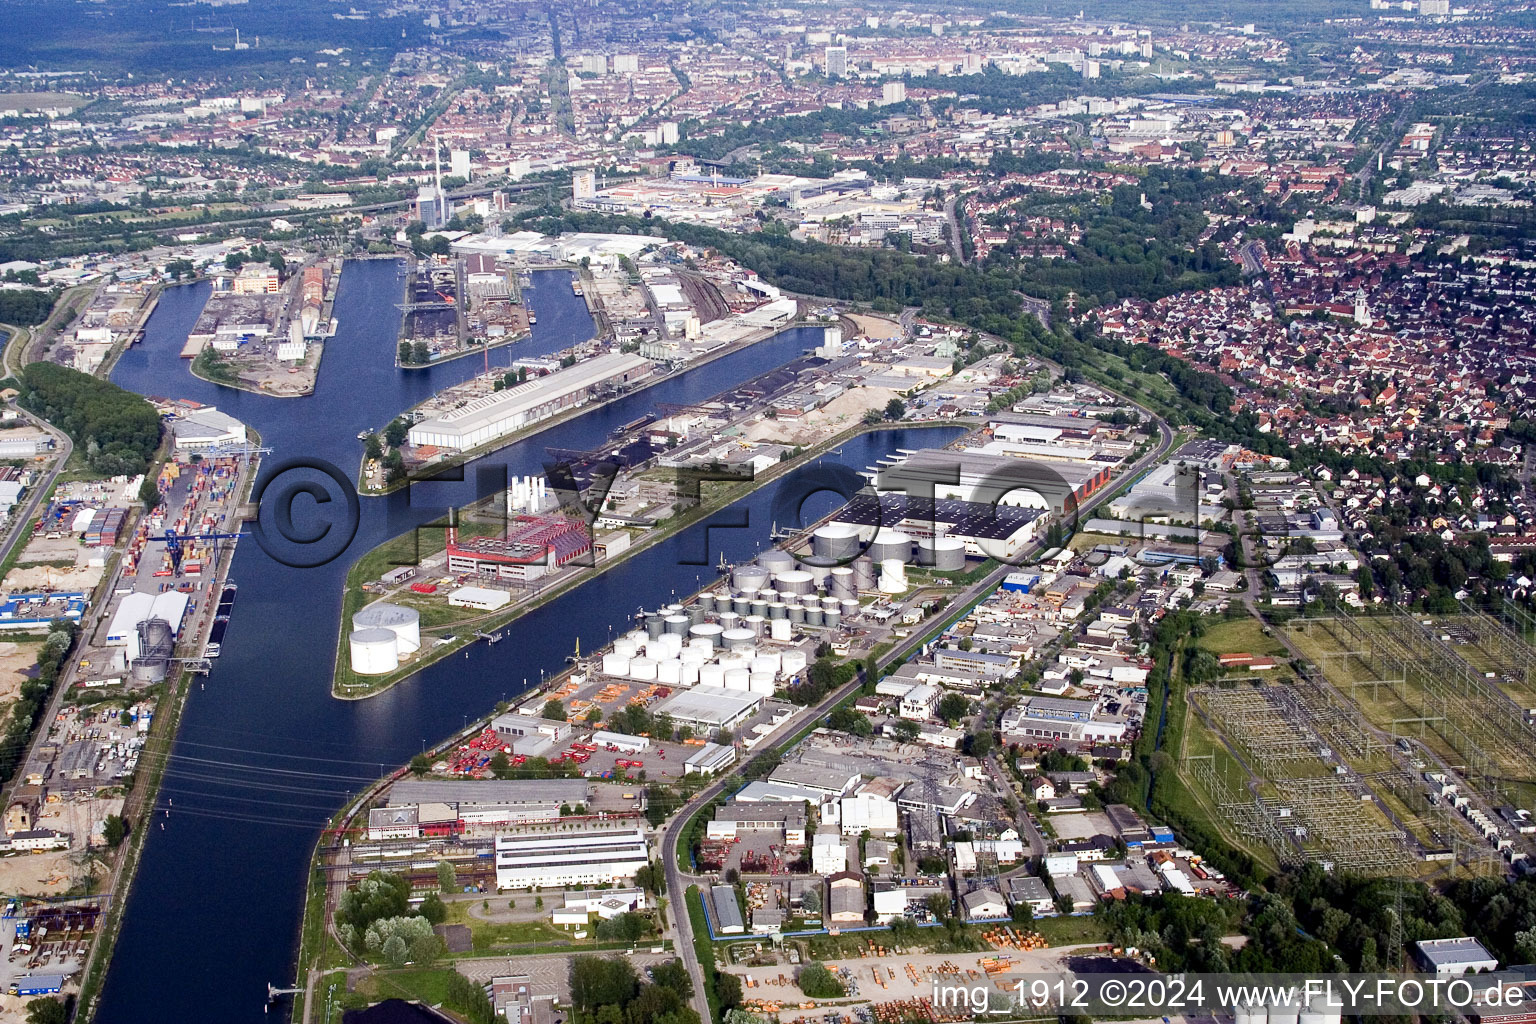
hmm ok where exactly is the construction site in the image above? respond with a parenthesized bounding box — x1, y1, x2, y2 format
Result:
(1180, 604, 1536, 880)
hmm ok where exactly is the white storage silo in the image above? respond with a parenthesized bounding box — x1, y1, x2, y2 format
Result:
(614, 637, 639, 659)
(602, 653, 631, 677)
(775, 569, 814, 595)
(680, 663, 700, 686)
(757, 549, 796, 575)
(780, 650, 808, 678)
(349, 628, 399, 675)
(751, 654, 781, 677)
(700, 663, 727, 688)
(657, 632, 684, 657)
(748, 672, 776, 694)
(689, 622, 724, 649)
(829, 567, 855, 598)
(722, 627, 756, 653)
(629, 657, 659, 682)
(353, 603, 420, 654)
(811, 523, 863, 564)
(732, 564, 770, 592)
(658, 660, 683, 686)
(918, 536, 967, 571)
(770, 618, 792, 642)
(869, 529, 913, 564)
(723, 667, 750, 690)
(680, 646, 709, 666)
(880, 558, 908, 593)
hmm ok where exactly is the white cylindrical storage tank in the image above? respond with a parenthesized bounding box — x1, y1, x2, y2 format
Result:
(658, 632, 684, 656)
(732, 565, 770, 592)
(353, 603, 420, 654)
(745, 614, 766, 637)
(689, 622, 724, 648)
(757, 549, 796, 575)
(665, 613, 690, 635)
(680, 663, 700, 686)
(774, 569, 814, 595)
(869, 528, 913, 564)
(879, 558, 907, 593)
(1232, 1005, 1263, 1024)
(920, 536, 967, 571)
(624, 629, 647, 646)
(614, 637, 639, 659)
(751, 654, 781, 677)
(806, 607, 823, 627)
(680, 645, 709, 665)
(700, 663, 726, 688)
(629, 657, 658, 682)
(853, 556, 876, 590)
(781, 650, 808, 678)
(722, 627, 755, 653)
(826, 609, 842, 631)
(829, 567, 855, 598)
(768, 601, 788, 620)
(349, 628, 399, 675)
(658, 659, 683, 686)
(717, 651, 751, 670)
(642, 641, 667, 661)
(811, 523, 862, 565)
(749, 672, 776, 695)
(723, 667, 750, 690)
(797, 561, 831, 588)
(788, 604, 805, 623)
(602, 653, 631, 677)
(770, 618, 792, 641)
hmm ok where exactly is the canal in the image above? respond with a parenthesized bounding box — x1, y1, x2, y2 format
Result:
(98, 259, 961, 1021)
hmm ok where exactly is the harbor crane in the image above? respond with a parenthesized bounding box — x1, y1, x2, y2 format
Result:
(159, 528, 248, 575)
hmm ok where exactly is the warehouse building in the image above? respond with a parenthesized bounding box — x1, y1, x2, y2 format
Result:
(828, 493, 1046, 560)
(446, 514, 593, 582)
(105, 590, 188, 649)
(171, 407, 248, 451)
(408, 352, 652, 451)
(707, 802, 807, 845)
(489, 713, 572, 756)
(710, 884, 745, 934)
(387, 778, 589, 827)
(874, 448, 1111, 515)
(651, 685, 762, 732)
(494, 827, 650, 889)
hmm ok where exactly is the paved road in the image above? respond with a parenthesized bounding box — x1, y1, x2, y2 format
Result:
(659, 403, 1176, 1022)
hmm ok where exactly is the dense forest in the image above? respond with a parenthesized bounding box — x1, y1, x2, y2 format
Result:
(17, 362, 161, 476)
(0, 288, 60, 327)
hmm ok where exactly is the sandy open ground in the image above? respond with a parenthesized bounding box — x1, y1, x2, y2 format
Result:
(746, 387, 902, 447)
(0, 643, 39, 704)
(846, 314, 904, 343)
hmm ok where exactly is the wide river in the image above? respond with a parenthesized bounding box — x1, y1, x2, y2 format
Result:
(98, 258, 959, 1021)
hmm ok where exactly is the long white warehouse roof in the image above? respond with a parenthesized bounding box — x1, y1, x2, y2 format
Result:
(409, 352, 651, 450)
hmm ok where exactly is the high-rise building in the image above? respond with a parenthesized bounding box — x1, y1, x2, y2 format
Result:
(450, 148, 471, 182)
(881, 81, 906, 105)
(659, 122, 680, 146)
(572, 170, 596, 200)
(825, 45, 848, 78)
(1082, 59, 1100, 79)
(581, 54, 608, 75)
(613, 54, 638, 74)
